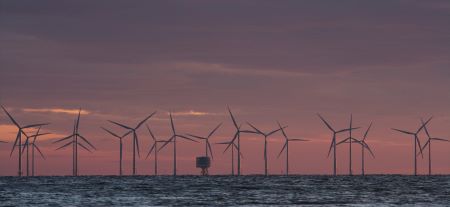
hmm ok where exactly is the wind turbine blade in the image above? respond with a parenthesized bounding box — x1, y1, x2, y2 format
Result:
(337, 127, 360, 133)
(267, 126, 286, 137)
(1, 105, 20, 128)
(146, 124, 156, 141)
(169, 113, 176, 134)
(28, 133, 51, 139)
(135, 111, 157, 130)
(177, 134, 199, 142)
(207, 123, 222, 138)
(289, 138, 309, 142)
(0, 140, 7, 143)
(34, 145, 46, 160)
(421, 118, 431, 139)
(207, 141, 214, 160)
(351, 137, 362, 142)
(417, 116, 433, 134)
(56, 141, 73, 150)
(240, 130, 258, 134)
(327, 138, 335, 158)
(277, 121, 288, 139)
(277, 142, 287, 158)
(53, 134, 75, 144)
(363, 123, 373, 141)
(78, 142, 92, 153)
(416, 136, 423, 157)
(247, 122, 263, 135)
(223, 142, 233, 153)
(336, 137, 350, 146)
(108, 120, 133, 130)
(21, 138, 28, 154)
(101, 127, 121, 139)
(123, 130, 133, 138)
(23, 123, 50, 129)
(227, 106, 239, 129)
(224, 131, 239, 152)
(9, 132, 20, 157)
(146, 143, 156, 159)
(75, 108, 81, 130)
(35, 126, 42, 137)
(432, 138, 450, 142)
(392, 128, 415, 135)
(421, 140, 430, 152)
(317, 114, 334, 132)
(215, 141, 231, 145)
(77, 134, 96, 150)
(363, 142, 375, 158)
(186, 134, 206, 140)
(158, 136, 174, 152)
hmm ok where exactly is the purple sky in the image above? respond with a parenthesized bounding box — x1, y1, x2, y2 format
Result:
(1, 0, 450, 176)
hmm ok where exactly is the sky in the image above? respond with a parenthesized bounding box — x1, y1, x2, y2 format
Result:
(1, 0, 450, 176)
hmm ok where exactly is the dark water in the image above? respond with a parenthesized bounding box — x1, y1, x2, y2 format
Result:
(0, 175, 449, 206)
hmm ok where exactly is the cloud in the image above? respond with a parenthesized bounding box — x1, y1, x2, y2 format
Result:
(170, 110, 222, 117)
(22, 108, 91, 115)
(171, 62, 315, 78)
(0, 124, 65, 142)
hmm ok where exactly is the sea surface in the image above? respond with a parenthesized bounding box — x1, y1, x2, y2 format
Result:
(0, 175, 449, 206)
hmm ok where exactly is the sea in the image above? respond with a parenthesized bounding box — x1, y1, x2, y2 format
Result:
(0, 175, 449, 206)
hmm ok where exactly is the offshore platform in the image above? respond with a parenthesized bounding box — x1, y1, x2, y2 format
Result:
(196, 156, 211, 175)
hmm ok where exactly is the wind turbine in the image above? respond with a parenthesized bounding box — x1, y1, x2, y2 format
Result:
(159, 112, 198, 176)
(223, 107, 254, 176)
(22, 127, 50, 176)
(277, 121, 308, 176)
(187, 123, 222, 159)
(108, 111, 156, 176)
(54, 109, 96, 176)
(216, 140, 244, 176)
(102, 127, 128, 176)
(337, 123, 375, 175)
(246, 122, 284, 176)
(420, 118, 449, 175)
(358, 123, 375, 176)
(1, 105, 49, 176)
(336, 115, 360, 175)
(145, 124, 168, 175)
(392, 117, 432, 176)
(317, 114, 357, 176)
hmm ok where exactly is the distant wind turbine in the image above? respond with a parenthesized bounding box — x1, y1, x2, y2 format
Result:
(216, 140, 244, 176)
(336, 115, 360, 175)
(145, 124, 168, 175)
(358, 123, 375, 176)
(277, 121, 308, 176)
(223, 107, 254, 176)
(102, 127, 128, 176)
(420, 118, 450, 175)
(54, 109, 96, 176)
(1, 105, 49, 176)
(159, 112, 198, 176)
(108, 111, 156, 175)
(22, 127, 50, 176)
(392, 117, 432, 176)
(337, 123, 375, 176)
(317, 114, 357, 176)
(246, 122, 284, 176)
(187, 123, 222, 159)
